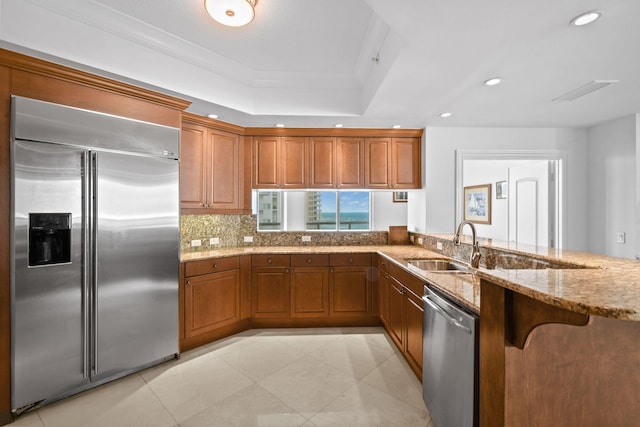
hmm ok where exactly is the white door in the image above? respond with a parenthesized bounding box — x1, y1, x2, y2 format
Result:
(507, 161, 557, 247)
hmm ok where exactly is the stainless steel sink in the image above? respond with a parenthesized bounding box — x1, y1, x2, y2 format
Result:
(407, 259, 471, 273)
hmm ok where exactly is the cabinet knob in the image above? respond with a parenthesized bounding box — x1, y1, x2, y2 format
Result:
(307, 258, 312, 263)
(213, 264, 218, 269)
(187, 280, 192, 285)
(267, 258, 273, 264)
(349, 258, 353, 263)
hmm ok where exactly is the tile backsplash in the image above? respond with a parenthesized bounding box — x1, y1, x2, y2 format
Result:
(181, 214, 388, 251)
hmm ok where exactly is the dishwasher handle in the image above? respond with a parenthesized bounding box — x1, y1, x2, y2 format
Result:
(423, 294, 472, 334)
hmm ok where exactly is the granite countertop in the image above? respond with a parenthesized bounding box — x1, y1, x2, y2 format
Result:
(181, 242, 640, 321)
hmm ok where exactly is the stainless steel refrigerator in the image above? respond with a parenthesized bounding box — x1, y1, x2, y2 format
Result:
(10, 96, 180, 411)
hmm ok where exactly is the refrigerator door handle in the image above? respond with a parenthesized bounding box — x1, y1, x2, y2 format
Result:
(91, 152, 99, 376)
(81, 151, 90, 379)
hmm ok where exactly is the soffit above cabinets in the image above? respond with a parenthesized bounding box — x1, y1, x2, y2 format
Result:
(2, 0, 640, 129)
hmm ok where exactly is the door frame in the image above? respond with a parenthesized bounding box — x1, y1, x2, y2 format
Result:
(455, 150, 569, 249)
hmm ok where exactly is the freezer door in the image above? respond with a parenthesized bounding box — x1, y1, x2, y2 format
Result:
(93, 151, 179, 379)
(12, 141, 88, 409)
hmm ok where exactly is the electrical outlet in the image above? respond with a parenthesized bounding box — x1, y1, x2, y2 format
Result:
(436, 241, 443, 250)
(417, 237, 423, 245)
(409, 235, 414, 242)
(616, 232, 626, 244)
(301, 235, 311, 242)
(210, 237, 220, 245)
(190, 239, 201, 247)
(243, 236, 254, 243)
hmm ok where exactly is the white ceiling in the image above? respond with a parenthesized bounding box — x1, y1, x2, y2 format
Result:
(1, 0, 639, 129)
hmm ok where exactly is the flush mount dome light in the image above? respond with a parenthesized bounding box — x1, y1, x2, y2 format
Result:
(484, 77, 502, 86)
(204, 0, 256, 27)
(440, 112, 452, 118)
(571, 10, 602, 26)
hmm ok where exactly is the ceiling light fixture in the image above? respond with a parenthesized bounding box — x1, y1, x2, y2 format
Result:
(484, 77, 502, 86)
(334, 124, 344, 128)
(275, 123, 285, 128)
(207, 113, 219, 119)
(204, 0, 256, 27)
(392, 125, 402, 129)
(440, 112, 452, 118)
(571, 10, 602, 26)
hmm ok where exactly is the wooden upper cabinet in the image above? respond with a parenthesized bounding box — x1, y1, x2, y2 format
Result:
(391, 137, 421, 189)
(365, 138, 392, 188)
(180, 115, 246, 213)
(281, 137, 307, 188)
(180, 123, 208, 209)
(365, 137, 421, 189)
(253, 136, 307, 188)
(336, 137, 364, 188)
(251, 130, 421, 190)
(309, 137, 335, 188)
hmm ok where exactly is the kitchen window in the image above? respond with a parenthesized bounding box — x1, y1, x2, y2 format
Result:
(257, 191, 282, 231)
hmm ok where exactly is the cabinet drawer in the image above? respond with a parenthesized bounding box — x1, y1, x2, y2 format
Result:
(252, 254, 290, 267)
(291, 254, 329, 267)
(185, 256, 239, 277)
(330, 253, 371, 267)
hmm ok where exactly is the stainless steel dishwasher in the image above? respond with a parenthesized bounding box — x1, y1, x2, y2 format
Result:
(422, 285, 479, 427)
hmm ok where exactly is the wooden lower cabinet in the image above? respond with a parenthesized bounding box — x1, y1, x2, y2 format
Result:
(252, 267, 290, 318)
(185, 269, 240, 338)
(330, 266, 371, 317)
(378, 256, 424, 378)
(290, 267, 330, 317)
(181, 255, 251, 351)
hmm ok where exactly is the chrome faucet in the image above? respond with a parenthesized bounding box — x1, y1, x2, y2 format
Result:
(453, 220, 481, 268)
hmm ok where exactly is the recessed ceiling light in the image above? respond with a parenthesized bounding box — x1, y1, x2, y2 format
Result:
(571, 10, 602, 26)
(392, 125, 402, 129)
(484, 77, 502, 86)
(275, 123, 285, 128)
(207, 113, 219, 119)
(334, 124, 344, 128)
(440, 112, 452, 118)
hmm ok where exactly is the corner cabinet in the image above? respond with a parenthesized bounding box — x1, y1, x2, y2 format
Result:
(180, 113, 250, 214)
(248, 129, 422, 190)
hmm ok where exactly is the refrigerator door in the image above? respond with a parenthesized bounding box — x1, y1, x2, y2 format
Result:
(12, 141, 89, 409)
(92, 151, 179, 380)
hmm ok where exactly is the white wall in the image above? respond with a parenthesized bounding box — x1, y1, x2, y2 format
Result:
(410, 127, 589, 251)
(587, 116, 637, 258)
(372, 191, 409, 231)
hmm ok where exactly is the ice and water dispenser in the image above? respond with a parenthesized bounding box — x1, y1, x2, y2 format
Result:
(28, 213, 71, 266)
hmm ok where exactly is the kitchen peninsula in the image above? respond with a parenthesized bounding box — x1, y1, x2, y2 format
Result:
(181, 235, 640, 427)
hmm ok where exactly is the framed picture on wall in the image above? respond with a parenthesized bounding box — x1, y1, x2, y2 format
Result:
(393, 191, 408, 202)
(496, 181, 507, 199)
(463, 184, 491, 224)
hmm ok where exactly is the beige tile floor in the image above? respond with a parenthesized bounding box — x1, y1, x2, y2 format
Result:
(9, 327, 434, 427)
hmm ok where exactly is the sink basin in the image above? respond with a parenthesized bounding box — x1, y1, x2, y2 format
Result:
(407, 259, 471, 273)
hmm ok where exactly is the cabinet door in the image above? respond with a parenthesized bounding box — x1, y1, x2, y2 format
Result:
(365, 137, 391, 188)
(391, 137, 421, 189)
(308, 137, 335, 188)
(404, 290, 424, 375)
(253, 136, 280, 188)
(251, 268, 290, 318)
(184, 270, 240, 338)
(336, 137, 364, 188)
(290, 267, 329, 317)
(180, 124, 208, 209)
(281, 137, 307, 188)
(330, 266, 371, 317)
(387, 276, 405, 348)
(209, 131, 239, 209)
(379, 272, 390, 328)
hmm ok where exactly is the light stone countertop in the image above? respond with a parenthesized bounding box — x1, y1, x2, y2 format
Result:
(181, 242, 640, 321)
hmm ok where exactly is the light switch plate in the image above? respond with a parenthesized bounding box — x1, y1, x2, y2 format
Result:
(244, 236, 254, 243)
(616, 232, 626, 244)
(436, 241, 443, 250)
(191, 239, 201, 247)
(417, 237, 423, 245)
(301, 235, 311, 242)
(210, 237, 220, 245)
